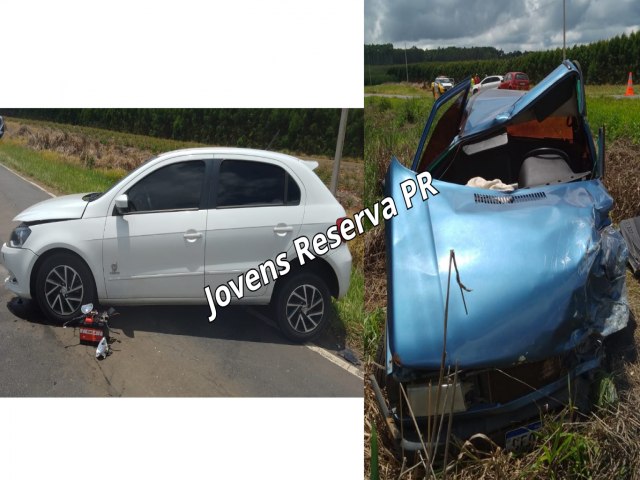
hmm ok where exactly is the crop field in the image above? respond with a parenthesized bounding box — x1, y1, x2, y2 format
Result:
(0, 117, 365, 352)
(364, 85, 640, 478)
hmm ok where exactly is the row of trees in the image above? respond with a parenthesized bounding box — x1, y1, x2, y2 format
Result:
(3, 109, 364, 158)
(365, 44, 520, 65)
(366, 31, 640, 85)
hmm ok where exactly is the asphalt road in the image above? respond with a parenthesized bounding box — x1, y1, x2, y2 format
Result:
(0, 164, 363, 397)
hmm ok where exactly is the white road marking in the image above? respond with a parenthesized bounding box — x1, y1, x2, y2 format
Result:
(0, 163, 56, 198)
(305, 344, 363, 379)
(247, 306, 362, 379)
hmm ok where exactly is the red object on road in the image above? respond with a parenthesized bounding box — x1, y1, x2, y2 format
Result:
(79, 316, 109, 346)
(499, 72, 530, 91)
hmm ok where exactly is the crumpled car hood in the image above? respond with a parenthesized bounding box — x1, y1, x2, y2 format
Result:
(385, 158, 629, 371)
(13, 193, 89, 222)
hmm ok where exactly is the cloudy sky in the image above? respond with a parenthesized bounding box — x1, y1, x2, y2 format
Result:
(365, 0, 640, 52)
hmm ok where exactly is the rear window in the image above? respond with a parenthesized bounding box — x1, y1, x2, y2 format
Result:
(216, 160, 301, 208)
(516, 73, 529, 81)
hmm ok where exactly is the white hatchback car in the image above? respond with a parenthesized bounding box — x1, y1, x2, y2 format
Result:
(471, 75, 504, 94)
(1, 148, 352, 342)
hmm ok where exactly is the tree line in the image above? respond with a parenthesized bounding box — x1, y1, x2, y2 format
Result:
(365, 31, 640, 85)
(3, 109, 364, 158)
(365, 45, 519, 65)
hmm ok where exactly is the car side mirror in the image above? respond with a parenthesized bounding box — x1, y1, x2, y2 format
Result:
(115, 194, 130, 215)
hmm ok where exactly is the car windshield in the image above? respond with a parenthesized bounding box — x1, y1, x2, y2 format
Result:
(94, 155, 159, 200)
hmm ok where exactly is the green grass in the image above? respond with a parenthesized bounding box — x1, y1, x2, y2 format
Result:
(585, 84, 636, 97)
(364, 83, 431, 97)
(0, 139, 125, 194)
(587, 96, 640, 144)
(333, 267, 365, 348)
(364, 95, 434, 208)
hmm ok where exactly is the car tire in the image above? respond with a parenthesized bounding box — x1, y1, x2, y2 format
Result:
(35, 252, 96, 324)
(272, 272, 331, 343)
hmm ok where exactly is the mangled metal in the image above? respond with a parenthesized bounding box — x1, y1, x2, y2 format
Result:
(379, 60, 630, 450)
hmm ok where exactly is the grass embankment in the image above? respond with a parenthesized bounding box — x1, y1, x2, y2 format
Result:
(364, 84, 640, 478)
(364, 83, 432, 97)
(0, 139, 124, 194)
(0, 117, 365, 352)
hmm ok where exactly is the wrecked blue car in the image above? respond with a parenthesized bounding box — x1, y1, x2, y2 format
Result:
(375, 60, 629, 453)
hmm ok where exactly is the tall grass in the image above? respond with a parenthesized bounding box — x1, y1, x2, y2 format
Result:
(364, 83, 432, 97)
(0, 139, 125, 194)
(8, 117, 206, 154)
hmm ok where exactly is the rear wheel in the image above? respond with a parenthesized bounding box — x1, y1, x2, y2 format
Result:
(272, 272, 331, 343)
(35, 253, 96, 324)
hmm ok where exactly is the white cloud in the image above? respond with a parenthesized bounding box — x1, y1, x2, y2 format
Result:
(365, 0, 640, 52)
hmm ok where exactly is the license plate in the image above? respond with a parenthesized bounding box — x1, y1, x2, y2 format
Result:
(505, 421, 541, 450)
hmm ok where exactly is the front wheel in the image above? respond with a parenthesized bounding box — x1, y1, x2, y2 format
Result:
(35, 253, 96, 324)
(272, 272, 331, 343)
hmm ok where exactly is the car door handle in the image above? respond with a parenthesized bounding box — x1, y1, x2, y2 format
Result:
(273, 225, 293, 235)
(183, 232, 203, 242)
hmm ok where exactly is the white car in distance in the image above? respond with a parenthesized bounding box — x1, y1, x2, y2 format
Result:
(472, 75, 504, 94)
(1, 148, 352, 342)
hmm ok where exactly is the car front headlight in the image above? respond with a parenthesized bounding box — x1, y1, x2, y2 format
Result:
(9, 224, 31, 247)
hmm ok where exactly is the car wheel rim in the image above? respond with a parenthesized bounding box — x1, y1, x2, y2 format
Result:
(286, 284, 324, 334)
(44, 265, 84, 316)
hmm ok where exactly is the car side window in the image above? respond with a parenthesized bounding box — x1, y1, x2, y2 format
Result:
(216, 160, 301, 208)
(127, 160, 205, 212)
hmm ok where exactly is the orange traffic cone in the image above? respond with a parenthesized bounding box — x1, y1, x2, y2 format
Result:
(625, 72, 635, 96)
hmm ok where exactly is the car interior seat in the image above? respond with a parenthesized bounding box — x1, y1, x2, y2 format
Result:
(518, 148, 590, 189)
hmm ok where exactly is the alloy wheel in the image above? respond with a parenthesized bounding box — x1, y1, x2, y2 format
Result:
(285, 283, 325, 334)
(44, 265, 84, 316)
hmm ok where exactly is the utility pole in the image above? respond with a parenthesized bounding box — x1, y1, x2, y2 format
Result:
(563, 0, 566, 61)
(404, 42, 409, 82)
(330, 109, 348, 195)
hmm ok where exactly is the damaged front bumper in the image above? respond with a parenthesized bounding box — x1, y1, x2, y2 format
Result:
(372, 355, 600, 453)
(1, 242, 37, 299)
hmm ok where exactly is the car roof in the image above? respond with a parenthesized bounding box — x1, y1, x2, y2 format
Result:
(152, 147, 317, 169)
(462, 63, 580, 138)
(413, 60, 587, 170)
(462, 88, 527, 136)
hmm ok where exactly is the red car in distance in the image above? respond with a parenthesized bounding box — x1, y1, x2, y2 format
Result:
(499, 72, 530, 90)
